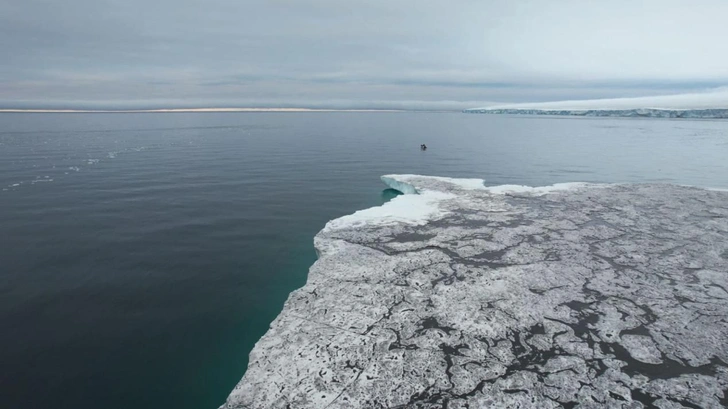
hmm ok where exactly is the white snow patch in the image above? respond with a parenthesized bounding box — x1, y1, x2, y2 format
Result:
(323, 190, 455, 231)
(325, 175, 601, 232)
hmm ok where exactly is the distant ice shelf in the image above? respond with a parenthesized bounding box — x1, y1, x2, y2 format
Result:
(463, 107, 728, 118)
(221, 175, 728, 409)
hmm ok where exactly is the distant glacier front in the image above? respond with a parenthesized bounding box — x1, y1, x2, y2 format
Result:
(464, 88, 728, 118)
(463, 107, 728, 118)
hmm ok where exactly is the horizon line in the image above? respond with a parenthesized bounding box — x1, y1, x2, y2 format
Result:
(0, 107, 460, 114)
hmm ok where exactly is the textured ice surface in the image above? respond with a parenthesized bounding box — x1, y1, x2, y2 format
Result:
(222, 175, 728, 408)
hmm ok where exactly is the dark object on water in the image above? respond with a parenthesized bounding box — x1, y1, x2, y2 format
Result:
(420, 144, 427, 150)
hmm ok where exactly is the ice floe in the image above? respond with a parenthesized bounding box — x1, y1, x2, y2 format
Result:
(222, 175, 728, 408)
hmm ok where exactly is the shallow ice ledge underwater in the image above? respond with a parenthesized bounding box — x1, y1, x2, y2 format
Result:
(222, 175, 728, 408)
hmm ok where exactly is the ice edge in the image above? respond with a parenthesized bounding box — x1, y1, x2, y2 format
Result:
(221, 174, 728, 409)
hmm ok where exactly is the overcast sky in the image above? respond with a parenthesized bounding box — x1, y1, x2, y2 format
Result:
(2, 0, 728, 109)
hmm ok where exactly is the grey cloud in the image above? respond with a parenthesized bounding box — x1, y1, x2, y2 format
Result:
(1, 0, 727, 109)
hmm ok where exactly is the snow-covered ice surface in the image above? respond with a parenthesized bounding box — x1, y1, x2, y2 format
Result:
(222, 175, 728, 408)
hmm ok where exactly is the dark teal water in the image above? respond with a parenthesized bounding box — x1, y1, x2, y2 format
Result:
(1, 112, 727, 409)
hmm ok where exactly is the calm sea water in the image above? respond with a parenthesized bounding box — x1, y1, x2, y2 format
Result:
(1, 112, 727, 408)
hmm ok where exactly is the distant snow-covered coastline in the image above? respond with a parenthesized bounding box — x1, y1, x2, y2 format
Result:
(463, 107, 728, 118)
(465, 88, 728, 118)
